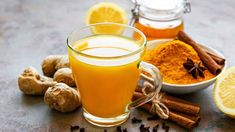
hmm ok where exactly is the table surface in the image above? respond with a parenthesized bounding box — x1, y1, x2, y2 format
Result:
(0, 0, 235, 131)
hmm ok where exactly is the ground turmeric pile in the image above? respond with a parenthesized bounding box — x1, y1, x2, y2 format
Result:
(144, 40, 215, 84)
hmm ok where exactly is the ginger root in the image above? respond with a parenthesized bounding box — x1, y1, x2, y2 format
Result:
(53, 68, 76, 87)
(18, 67, 80, 112)
(44, 83, 81, 112)
(18, 67, 57, 95)
(42, 55, 69, 77)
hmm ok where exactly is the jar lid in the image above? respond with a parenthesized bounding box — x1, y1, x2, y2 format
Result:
(131, 0, 191, 21)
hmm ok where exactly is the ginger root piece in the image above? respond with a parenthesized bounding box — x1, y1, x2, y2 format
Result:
(53, 68, 76, 87)
(41, 55, 69, 77)
(18, 67, 57, 95)
(44, 83, 81, 112)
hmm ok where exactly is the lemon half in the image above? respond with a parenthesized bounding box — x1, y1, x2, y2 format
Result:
(85, 2, 128, 34)
(214, 66, 235, 118)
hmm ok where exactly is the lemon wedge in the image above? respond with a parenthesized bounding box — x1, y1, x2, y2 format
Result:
(85, 2, 128, 34)
(214, 66, 235, 118)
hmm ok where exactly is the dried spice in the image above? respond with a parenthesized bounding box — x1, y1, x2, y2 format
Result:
(80, 128, 85, 132)
(131, 117, 142, 123)
(70, 125, 80, 131)
(117, 126, 122, 132)
(143, 40, 215, 84)
(177, 31, 222, 74)
(162, 122, 166, 129)
(164, 126, 170, 132)
(139, 124, 145, 130)
(139, 124, 150, 132)
(183, 58, 206, 78)
(161, 122, 170, 132)
(147, 116, 159, 121)
(133, 91, 201, 129)
(140, 127, 150, 132)
(152, 124, 159, 132)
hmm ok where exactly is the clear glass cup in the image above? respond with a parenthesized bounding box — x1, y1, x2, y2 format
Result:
(66, 23, 162, 127)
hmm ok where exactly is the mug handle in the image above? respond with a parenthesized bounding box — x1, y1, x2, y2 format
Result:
(128, 61, 162, 110)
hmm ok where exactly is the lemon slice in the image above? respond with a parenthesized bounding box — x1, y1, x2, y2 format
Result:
(85, 2, 128, 34)
(214, 66, 235, 118)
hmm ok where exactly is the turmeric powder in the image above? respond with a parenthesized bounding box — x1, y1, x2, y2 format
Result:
(144, 40, 215, 84)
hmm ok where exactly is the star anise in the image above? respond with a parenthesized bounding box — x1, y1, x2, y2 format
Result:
(183, 58, 207, 79)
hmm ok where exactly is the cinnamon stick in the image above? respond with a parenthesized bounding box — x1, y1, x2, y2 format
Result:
(139, 101, 199, 129)
(206, 51, 225, 65)
(175, 111, 201, 126)
(201, 46, 225, 65)
(161, 94, 200, 116)
(133, 91, 200, 116)
(177, 31, 221, 74)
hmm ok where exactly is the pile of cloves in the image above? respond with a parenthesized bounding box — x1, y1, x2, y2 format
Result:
(70, 125, 85, 132)
(70, 116, 171, 132)
(116, 126, 128, 132)
(116, 117, 170, 132)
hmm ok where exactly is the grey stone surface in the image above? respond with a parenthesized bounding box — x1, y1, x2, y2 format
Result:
(0, 0, 235, 131)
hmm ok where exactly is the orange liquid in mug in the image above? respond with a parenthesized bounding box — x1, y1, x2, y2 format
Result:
(68, 35, 141, 118)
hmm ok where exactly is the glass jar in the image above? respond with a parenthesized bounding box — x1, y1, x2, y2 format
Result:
(130, 0, 191, 40)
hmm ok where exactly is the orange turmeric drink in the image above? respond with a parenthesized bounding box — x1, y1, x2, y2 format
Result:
(69, 35, 141, 118)
(67, 23, 161, 127)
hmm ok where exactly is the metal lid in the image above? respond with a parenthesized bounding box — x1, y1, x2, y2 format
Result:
(131, 0, 191, 21)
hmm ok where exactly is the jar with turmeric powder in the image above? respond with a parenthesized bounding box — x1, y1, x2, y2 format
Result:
(130, 0, 191, 40)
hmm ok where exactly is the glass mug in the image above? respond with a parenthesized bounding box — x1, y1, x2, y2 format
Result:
(66, 23, 162, 127)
